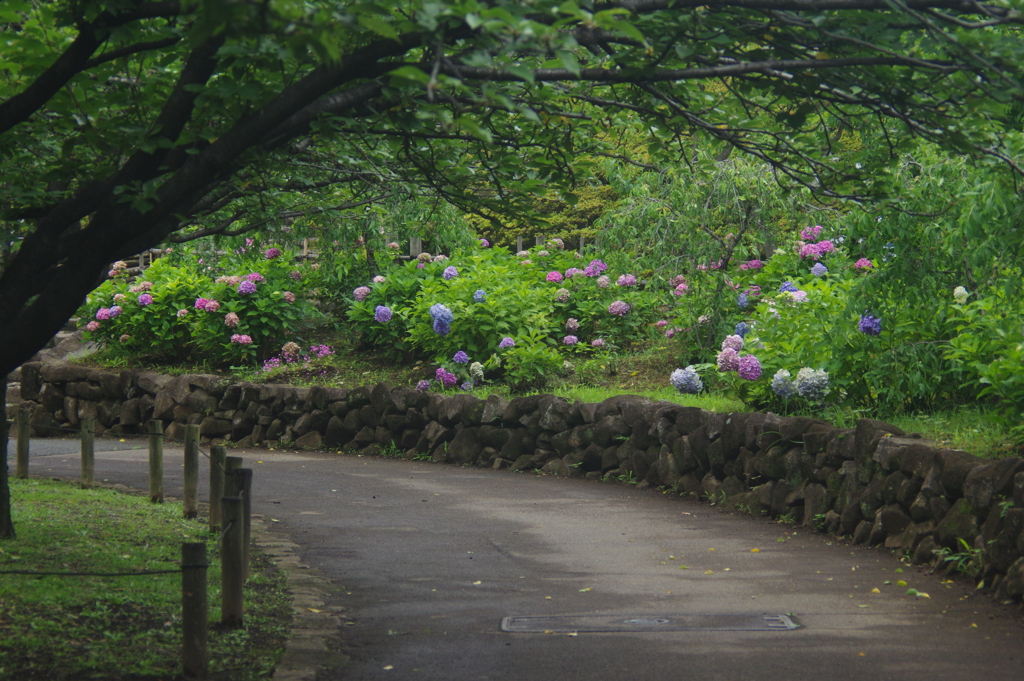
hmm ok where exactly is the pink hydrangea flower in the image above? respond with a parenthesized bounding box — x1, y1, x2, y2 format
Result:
(673, 283, 689, 295)
(566, 318, 579, 331)
(95, 308, 111, 320)
(205, 299, 221, 312)
(119, 334, 131, 343)
(716, 347, 740, 372)
(591, 338, 605, 347)
(671, 275, 687, 287)
(177, 309, 189, 318)
(655, 320, 669, 328)
(265, 247, 282, 259)
(388, 241, 400, 249)
(283, 291, 296, 303)
(373, 275, 385, 283)
(565, 268, 584, 278)
(112, 293, 126, 303)
(799, 243, 822, 259)
(138, 281, 153, 291)
(224, 312, 240, 327)
(546, 271, 564, 283)
(85, 321, 100, 332)
(195, 298, 210, 310)
(246, 272, 265, 282)
(230, 334, 252, 344)
(597, 275, 611, 288)
(616, 274, 637, 287)
(816, 240, 835, 254)
(854, 258, 873, 270)
(800, 225, 823, 241)
(739, 259, 764, 270)
(353, 286, 371, 301)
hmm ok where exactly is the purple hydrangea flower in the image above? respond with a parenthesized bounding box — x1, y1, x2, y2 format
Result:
(138, 293, 153, 306)
(546, 271, 564, 283)
(564, 268, 585, 278)
(616, 274, 637, 287)
(587, 259, 608, 273)
(859, 314, 882, 336)
(737, 292, 749, 309)
(479, 239, 489, 247)
(95, 308, 111, 320)
(801, 225, 823, 241)
(779, 281, 799, 293)
(433, 319, 450, 336)
(442, 266, 459, 280)
(608, 300, 630, 316)
(555, 288, 571, 302)
(416, 380, 431, 392)
(810, 262, 828, 277)
(374, 305, 392, 323)
(499, 337, 515, 349)
(230, 333, 252, 344)
(738, 354, 763, 381)
(238, 280, 257, 295)
(597, 275, 611, 288)
(566, 318, 580, 332)
(591, 338, 605, 347)
(563, 335, 578, 345)
(473, 290, 486, 303)
(353, 286, 371, 301)
(109, 305, 123, 318)
(435, 367, 458, 388)
(265, 247, 282, 259)
(460, 382, 473, 391)
(453, 350, 470, 363)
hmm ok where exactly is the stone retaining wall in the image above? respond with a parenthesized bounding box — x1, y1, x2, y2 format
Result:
(9, 361, 1024, 604)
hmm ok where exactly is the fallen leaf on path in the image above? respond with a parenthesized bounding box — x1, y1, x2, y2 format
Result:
(870, 588, 880, 594)
(579, 587, 592, 592)
(751, 548, 760, 553)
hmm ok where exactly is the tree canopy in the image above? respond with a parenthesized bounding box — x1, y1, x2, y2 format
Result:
(2, 0, 1024, 377)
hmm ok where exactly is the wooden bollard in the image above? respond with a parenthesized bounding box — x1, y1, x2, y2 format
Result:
(221, 497, 244, 628)
(148, 420, 163, 503)
(224, 456, 243, 497)
(80, 418, 94, 488)
(181, 542, 209, 680)
(183, 424, 200, 519)
(208, 445, 226, 533)
(15, 409, 29, 479)
(235, 468, 253, 581)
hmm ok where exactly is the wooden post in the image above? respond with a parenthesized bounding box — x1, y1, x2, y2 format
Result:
(80, 418, 94, 488)
(209, 445, 226, 533)
(516, 236, 523, 253)
(409, 235, 423, 257)
(221, 497, 244, 628)
(181, 542, 209, 680)
(302, 238, 309, 258)
(183, 424, 200, 520)
(579, 237, 586, 255)
(224, 456, 243, 497)
(15, 409, 29, 479)
(148, 419, 164, 503)
(535, 235, 545, 246)
(235, 468, 253, 581)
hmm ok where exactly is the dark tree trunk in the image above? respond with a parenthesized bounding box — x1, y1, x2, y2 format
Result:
(0, 376, 15, 539)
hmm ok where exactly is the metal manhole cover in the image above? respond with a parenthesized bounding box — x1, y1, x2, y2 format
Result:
(501, 614, 800, 633)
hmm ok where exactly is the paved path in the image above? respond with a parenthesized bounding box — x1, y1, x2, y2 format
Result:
(10, 438, 1024, 680)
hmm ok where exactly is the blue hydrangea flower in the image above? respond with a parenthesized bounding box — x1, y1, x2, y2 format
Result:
(859, 313, 882, 336)
(810, 262, 828, 277)
(460, 381, 473, 391)
(735, 321, 750, 337)
(498, 336, 515, 349)
(779, 281, 799, 293)
(433, 319, 450, 336)
(737, 292, 749, 309)
(771, 369, 797, 399)
(794, 367, 830, 401)
(453, 350, 469, 363)
(473, 289, 486, 303)
(442, 266, 459, 280)
(374, 305, 392, 323)
(429, 304, 453, 324)
(669, 366, 703, 394)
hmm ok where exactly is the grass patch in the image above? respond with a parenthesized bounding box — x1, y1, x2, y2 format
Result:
(0, 478, 290, 680)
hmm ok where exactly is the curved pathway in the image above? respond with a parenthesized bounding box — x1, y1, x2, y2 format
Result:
(14, 439, 1024, 680)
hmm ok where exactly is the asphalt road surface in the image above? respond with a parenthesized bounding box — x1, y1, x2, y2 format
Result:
(10, 437, 1024, 680)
